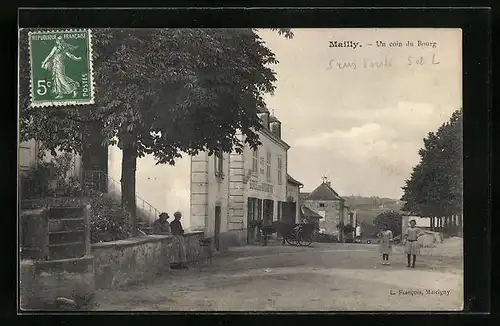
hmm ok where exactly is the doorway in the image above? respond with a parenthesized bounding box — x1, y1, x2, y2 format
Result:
(214, 206, 221, 251)
(247, 198, 260, 243)
(263, 199, 274, 225)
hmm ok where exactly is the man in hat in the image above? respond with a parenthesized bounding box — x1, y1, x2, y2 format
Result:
(403, 218, 425, 268)
(152, 212, 171, 235)
(170, 211, 188, 268)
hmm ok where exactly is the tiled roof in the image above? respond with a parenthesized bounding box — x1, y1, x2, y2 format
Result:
(301, 206, 322, 219)
(304, 182, 343, 201)
(286, 174, 303, 186)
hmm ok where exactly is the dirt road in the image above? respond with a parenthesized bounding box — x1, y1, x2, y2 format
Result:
(93, 241, 463, 311)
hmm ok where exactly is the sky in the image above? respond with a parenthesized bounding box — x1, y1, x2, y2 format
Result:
(258, 28, 462, 198)
(129, 28, 462, 227)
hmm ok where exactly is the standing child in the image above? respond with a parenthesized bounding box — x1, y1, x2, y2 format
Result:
(403, 218, 424, 268)
(378, 223, 393, 265)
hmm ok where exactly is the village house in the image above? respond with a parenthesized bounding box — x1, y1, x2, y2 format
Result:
(284, 174, 304, 225)
(300, 205, 322, 230)
(19, 106, 299, 251)
(190, 107, 297, 248)
(300, 178, 354, 239)
(18, 139, 82, 179)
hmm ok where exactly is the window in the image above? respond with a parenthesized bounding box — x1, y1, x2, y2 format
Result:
(277, 156, 283, 185)
(214, 149, 224, 178)
(319, 203, 325, 208)
(266, 151, 271, 180)
(318, 210, 326, 221)
(252, 148, 258, 174)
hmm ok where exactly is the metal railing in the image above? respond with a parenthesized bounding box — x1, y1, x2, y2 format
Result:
(82, 170, 160, 226)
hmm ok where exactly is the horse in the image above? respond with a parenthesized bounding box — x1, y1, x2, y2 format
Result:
(254, 219, 295, 246)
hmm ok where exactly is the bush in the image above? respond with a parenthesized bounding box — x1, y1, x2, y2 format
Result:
(20, 162, 57, 199)
(20, 152, 81, 199)
(89, 192, 132, 243)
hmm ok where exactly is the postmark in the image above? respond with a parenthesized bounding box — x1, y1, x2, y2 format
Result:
(28, 29, 94, 107)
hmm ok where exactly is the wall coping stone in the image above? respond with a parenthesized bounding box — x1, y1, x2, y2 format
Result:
(90, 231, 203, 250)
(91, 235, 173, 249)
(183, 231, 204, 236)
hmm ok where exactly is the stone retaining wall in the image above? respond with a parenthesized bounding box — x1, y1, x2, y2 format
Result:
(91, 231, 207, 289)
(20, 231, 210, 311)
(91, 235, 173, 289)
(20, 255, 95, 310)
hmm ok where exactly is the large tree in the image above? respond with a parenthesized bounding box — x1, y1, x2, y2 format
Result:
(19, 28, 293, 235)
(401, 108, 463, 227)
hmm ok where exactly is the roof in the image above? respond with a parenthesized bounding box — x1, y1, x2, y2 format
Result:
(301, 206, 322, 219)
(303, 182, 344, 201)
(269, 115, 280, 123)
(286, 174, 303, 187)
(299, 192, 310, 201)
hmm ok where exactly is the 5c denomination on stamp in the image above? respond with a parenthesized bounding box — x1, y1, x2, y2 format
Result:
(28, 29, 94, 107)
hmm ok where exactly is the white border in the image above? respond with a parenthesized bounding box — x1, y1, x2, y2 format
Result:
(28, 29, 95, 108)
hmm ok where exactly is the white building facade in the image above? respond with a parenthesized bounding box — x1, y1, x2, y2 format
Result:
(190, 108, 291, 248)
(18, 139, 82, 178)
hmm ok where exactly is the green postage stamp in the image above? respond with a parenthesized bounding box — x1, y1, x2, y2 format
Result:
(28, 29, 94, 107)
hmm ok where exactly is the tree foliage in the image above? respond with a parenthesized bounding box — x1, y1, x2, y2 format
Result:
(19, 28, 293, 158)
(401, 108, 463, 217)
(19, 28, 293, 235)
(373, 210, 403, 236)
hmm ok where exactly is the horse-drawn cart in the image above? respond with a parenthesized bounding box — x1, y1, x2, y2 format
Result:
(258, 220, 316, 247)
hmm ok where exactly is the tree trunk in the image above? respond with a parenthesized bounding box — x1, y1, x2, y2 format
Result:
(449, 215, 454, 236)
(458, 214, 463, 237)
(121, 143, 137, 237)
(452, 215, 456, 236)
(444, 216, 449, 237)
(430, 217, 434, 231)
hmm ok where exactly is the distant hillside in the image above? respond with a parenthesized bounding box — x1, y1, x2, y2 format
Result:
(343, 195, 403, 210)
(299, 194, 405, 227)
(344, 196, 405, 226)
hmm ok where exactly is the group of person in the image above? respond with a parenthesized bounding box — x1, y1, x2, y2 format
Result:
(152, 211, 188, 269)
(377, 218, 426, 268)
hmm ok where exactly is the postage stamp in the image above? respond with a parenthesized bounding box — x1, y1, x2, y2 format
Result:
(28, 29, 94, 107)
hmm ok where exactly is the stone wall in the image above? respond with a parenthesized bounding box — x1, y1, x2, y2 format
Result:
(91, 235, 173, 289)
(20, 255, 95, 310)
(303, 200, 342, 235)
(170, 231, 204, 264)
(91, 231, 208, 289)
(21, 231, 210, 311)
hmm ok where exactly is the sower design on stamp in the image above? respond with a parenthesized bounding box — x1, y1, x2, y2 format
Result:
(28, 29, 94, 107)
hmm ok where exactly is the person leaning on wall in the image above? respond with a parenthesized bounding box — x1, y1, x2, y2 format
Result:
(152, 212, 171, 235)
(170, 211, 188, 269)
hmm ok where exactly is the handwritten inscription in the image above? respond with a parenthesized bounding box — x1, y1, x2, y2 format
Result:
(327, 54, 440, 71)
(249, 181, 273, 193)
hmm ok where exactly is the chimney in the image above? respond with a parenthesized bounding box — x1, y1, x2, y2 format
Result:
(326, 181, 331, 187)
(258, 112, 270, 129)
(270, 120, 281, 139)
